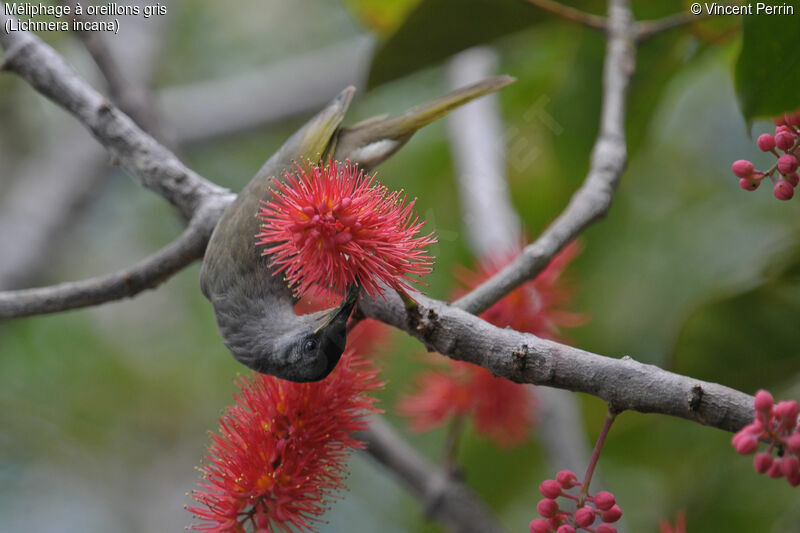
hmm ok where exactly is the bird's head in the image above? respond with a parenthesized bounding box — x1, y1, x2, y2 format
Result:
(220, 286, 359, 382)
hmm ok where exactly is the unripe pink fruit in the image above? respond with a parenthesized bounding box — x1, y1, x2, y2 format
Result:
(739, 178, 759, 191)
(556, 470, 579, 489)
(787, 433, 800, 454)
(754, 389, 774, 413)
(787, 172, 800, 187)
(594, 491, 616, 511)
(777, 154, 799, 174)
(733, 433, 759, 454)
(774, 400, 799, 426)
(556, 526, 575, 533)
(601, 505, 623, 523)
(537, 498, 559, 518)
(732, 160, 755, 178)
(785, 111, 800, 126)
(540, 480, 562, 499)
(575, 506, 595, 527)
(754, 452, 773, 474)
(767, 460, 784, 478)
(773, 180, 794, 201)
(775, 131, 796, 151)
(597, 525, 618, 533)
(530, 518, 552, 533)
(757, 133, 776, 151)
(788, 471, 800, 487)
(780, 456, 799, 478)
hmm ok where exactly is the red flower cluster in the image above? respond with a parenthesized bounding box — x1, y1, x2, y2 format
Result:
(187, 352, 383, 532)
(732, 389, 800, 487)
(257, 159, 435, 299)
(397, 359, 537, 447)
(399, 243, 584, 447)
(530, 470, 622, 533)
(732, 110, 800, 200)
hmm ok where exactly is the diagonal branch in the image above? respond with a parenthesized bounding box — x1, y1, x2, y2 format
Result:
(0, 204, 224, 319)
(635, 10, 709, 42)
(0, 10, 228, 221)
(523, 0, 606, 31)
(453, 0, 634, 315)
(359, 418, 508, 533)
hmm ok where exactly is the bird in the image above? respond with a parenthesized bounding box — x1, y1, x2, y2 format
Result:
(200, 76, 514, 382)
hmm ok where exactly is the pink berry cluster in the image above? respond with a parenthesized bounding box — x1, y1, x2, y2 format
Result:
(732, 111, 800, 200)
(732, 389, 800, 487)
(530, 470, 622, 533)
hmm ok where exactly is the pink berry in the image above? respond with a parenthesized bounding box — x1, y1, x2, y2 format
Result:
(787, 172, 800, 187)
(739, 177, 759, 191)
(575, 505, 595, 527)
(773, 180, 795, 201)
(780, 456, 799, 478)
(601, 505, 623, 523)
(754, 452, 773, 474)
(597, 526, 618, 533)
(787, 433, 800, 454)
(732, 160, 755, 178)
(774, 400, 799, 426)
(773, 116, 788, 126)
(758, 133, 777, 151)
(785, 111, 800, 126)
(556, 470, 579, 489)
(777, 154, 799, 174)
(733, 433, 759, 454)
(537, 498, 559, 518)
(556, 526, 575, 533)
(594, 491, 616, 511)
(754, 390, 774, 413)
(767, 460, 784, 479)
(788, 470, 800, 487)
(530, 518, 552, 533)
(540, 480, 562, 499)
(776, 131, 796, 151)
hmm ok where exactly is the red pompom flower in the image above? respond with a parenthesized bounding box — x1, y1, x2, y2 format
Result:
(187, 352, 383, 532)
(399, 242, 585, 447)
(256, 159, 436, 299)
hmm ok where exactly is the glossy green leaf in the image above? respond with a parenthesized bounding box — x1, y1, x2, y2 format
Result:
(735, 12, 800, 121)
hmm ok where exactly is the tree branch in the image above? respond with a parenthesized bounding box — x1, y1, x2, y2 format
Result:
(359, 418, 508, 533)
(0, 203, 224, 319)
(453, 0, 634, 315)
(0, 10, 228, 221)
(635, 11, 709, 42)
(523, 0, 606, 31)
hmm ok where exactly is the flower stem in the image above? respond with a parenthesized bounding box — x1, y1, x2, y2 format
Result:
(578, 409, 617, 506)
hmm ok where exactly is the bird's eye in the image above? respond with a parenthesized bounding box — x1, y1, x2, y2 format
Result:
(303, 338, 318, 352)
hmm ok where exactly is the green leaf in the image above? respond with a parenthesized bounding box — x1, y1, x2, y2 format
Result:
(735, 12, 800, 122)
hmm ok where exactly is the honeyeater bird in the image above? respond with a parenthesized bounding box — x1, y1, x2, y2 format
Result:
(200, 76, 514, 382)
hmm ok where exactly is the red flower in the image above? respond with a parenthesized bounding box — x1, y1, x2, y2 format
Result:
(397, 359, 537, 447)
(659, 511, 686, 533)
(399, 242, 584, 446)
(187, 352, 383, 532)
(455, 241, 586, 340)
(257, 159, 435, 299)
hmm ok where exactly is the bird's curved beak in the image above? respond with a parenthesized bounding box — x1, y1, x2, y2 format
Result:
(314, 284, 360, 335)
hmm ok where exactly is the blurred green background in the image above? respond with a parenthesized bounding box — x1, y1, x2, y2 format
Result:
(2, 0, 800, 531)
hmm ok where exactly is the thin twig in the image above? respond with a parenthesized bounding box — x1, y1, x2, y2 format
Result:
(453, 0, 634, 315)
(359, 417, 508, 533)
(523, 0, 606, 31)
(635, 10, 710, 42)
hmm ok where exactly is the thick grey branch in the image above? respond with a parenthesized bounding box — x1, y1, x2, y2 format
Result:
(360, 290, 754, 433)
(0, 201, 226, 319)
(453, 0, 634, 315)
(359, 418, 507, 533)
(0, 11, 228, 220)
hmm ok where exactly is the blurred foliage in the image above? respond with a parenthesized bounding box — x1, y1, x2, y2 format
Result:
(735, 10, 800, 122)
(2, 0, 800, 532)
